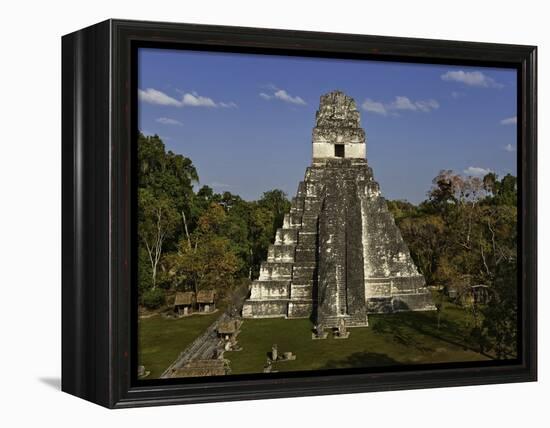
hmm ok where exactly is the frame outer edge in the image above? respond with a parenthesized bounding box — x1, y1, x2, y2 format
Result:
(63, 19, 538, 408)
(61, 19, 113, 408)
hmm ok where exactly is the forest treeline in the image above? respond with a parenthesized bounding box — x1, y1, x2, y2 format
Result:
(388, 169, 518, 358)
(138, 133, 517, 358)
(138, 133, 290, 309)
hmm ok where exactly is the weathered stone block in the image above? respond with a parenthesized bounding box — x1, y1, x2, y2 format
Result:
(392, 292, 436, 312)
(275, 228, 298, 245)
(267, 244, 296, 262)
(242, 301, 288, 318)
(249, 280, 290, 300)
(292, 264, 317, 282)
(290, 283, 313, 299)
(259, 262, 293, 280)
(287, 302, 313, 318)
(297, 231, 317, 246)
(294, 247, 317, 263)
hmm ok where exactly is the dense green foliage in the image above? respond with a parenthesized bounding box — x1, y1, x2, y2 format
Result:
(141, 288, 166, 310)
(137, 133, 291, 305)
(387, 169, 518, 358)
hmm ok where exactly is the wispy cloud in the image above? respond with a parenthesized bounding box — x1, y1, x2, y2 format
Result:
(219, 102, 238, 108)
(259, 86, 306, 105)
(139, 88, 237, 108)
(463, 166, 493, 177)
(156, 117, 183, 126)
(362, 99, 388, 115)
(361, 96, 439, 115)
(500, 116, 517, 125)
(274, 89, 306, 105)
(391, 96, 439, 112)
(451, 91, 463, 99)
(441, 70, 503, 88)
(504, 144, 516, 152)
(181, 92, 217, 107)
(139, 88, 182, 106)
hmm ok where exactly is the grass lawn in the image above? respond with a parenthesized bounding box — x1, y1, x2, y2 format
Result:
(227, 302, 492, 375)
(139, 312, 218, 378)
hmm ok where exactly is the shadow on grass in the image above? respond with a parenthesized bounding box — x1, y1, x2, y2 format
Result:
(372, 309, 494, 359)
(322, 351, 401, 370)
(372, 317, 434, 353)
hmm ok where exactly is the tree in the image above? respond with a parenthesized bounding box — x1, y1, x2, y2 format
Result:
(138, 189, 178, 289)
(398, 215, 446, 285)
(138, 132, 198, 252)
(481, 260, 518, 358)
(391, 170, 518, 358)
(165, 203, 240, 295)
(258, 189, 291, 238)
(248, 205, 275, 278)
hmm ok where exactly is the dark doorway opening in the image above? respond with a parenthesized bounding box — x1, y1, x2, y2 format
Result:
(335, 144, 345, 158)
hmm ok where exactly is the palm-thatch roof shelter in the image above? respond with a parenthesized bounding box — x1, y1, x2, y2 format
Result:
(217, 319, 239, 340)
(174, 291, 195, 315)
(196, 290, 216, 312)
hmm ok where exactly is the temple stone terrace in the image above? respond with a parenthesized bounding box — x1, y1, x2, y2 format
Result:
(242, 90, 435, 331)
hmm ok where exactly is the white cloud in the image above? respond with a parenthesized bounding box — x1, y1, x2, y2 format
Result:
(259, 87, 306, 105)
(219, 101, 238, 108)
(362, 99, 388, 115)
(139, 88, 237, 108)
(463, 166, 493, 177)
(139, 88, 182, 106)
(504, 144, 516, 152)
(361, 96, 439, 115)
(181, 92, 217, 107)
(500, 116, 517, 125)
(392, 96, 417, 111)
(415, 99, 440, 112)
(156, 117, 183, 126)
(441, 70, 503, 88)
(274, 89, 306, 105)
(451, 91, 463, 99)
(390, 96, 439, 112)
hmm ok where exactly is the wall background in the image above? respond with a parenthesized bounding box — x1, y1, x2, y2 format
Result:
(0, 0, 545, 426)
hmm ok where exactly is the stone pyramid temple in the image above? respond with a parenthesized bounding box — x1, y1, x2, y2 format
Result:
(242, 91, 435, 331)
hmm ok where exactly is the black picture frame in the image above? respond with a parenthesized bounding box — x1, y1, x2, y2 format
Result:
(62, 19, 537, 408)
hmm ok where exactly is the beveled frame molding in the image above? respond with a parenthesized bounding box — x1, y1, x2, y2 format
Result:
(62, 19, 537, 408)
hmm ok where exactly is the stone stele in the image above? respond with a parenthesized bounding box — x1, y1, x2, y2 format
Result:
(242, 90, 435, 329)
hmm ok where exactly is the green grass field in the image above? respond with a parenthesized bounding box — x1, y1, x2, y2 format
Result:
(138, 312, 218, 378)
(227, 302, 491, 374)
(139, 302, 492, 378)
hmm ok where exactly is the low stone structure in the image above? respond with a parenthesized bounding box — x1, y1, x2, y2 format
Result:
(242, 90, 435, 331)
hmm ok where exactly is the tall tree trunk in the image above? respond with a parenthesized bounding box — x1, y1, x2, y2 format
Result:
(181, 209, 191, 249)
(248, 248, 253, 280)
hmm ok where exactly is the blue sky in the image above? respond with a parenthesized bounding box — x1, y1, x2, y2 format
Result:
(138, 48, 517, 204)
